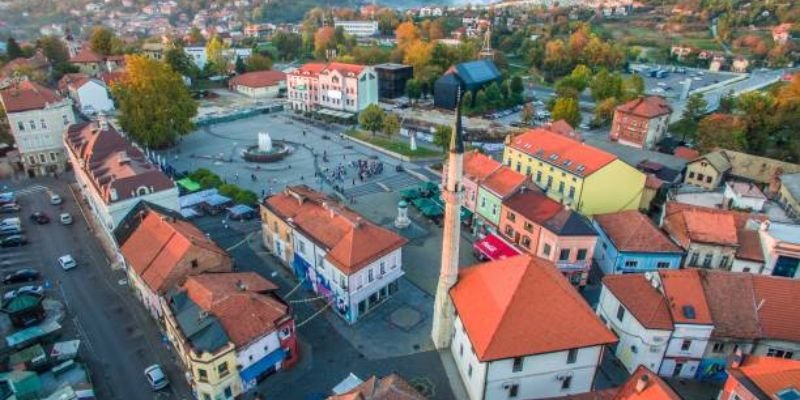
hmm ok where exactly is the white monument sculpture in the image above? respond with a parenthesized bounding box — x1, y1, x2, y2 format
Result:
(394, 200, 411, 229)
(258, 132, 273, 152)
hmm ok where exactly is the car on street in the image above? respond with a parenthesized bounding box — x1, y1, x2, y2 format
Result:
(29, 212, 50, 225)
(0, 203, 20, 213)
(49, 193, 63, 205)
(3, 285, 44, 300)
(59, 213, 73, 225)
(0, 235, 27, 247)
(144, 364, 169, 391)
(0, 225, 23, 236)
(3, 268, 40, 284)
(58, 255, 77, 271)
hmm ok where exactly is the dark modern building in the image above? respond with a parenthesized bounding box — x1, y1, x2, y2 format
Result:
(434, 59, 502, 110)
(375, 63, 413, 99)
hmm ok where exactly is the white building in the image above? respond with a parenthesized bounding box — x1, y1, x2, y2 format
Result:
(723, 181, 767, 212)
(287, 62, 378, 115)
(64, 119, 179, 233)
(183, 46, 252, 71)
(58, 73, 114, 115)
(333, 20, 379, 37)
(449, 255, 616, 399)
(0, 80, 76, 177)
(228, 70, 286, 98)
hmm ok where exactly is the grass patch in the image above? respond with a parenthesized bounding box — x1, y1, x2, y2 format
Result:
(347, 130, 442, 158)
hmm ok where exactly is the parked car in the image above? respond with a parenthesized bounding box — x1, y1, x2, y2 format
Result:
(59, 213, 73, 225)
(0, 235, 27, 247)
(144, 364, 169, 391)
(0, 226, 23, 236)
(58, 255, 77, 271)
(49, 194, 63, 205)
(29, 212, 50, 225)
(3, 285, 44, 300)
(0, 203, 20, 213)
(2, 269, 40, 284)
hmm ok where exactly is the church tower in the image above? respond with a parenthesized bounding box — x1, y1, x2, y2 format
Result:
(431, 85, 466, 350)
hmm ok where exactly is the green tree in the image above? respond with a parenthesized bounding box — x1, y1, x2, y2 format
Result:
(245, 54, 273, 72)
(677, 93, 709, 140)
(551, 97, 582, 127)
(622, 74, 645, 101)
(271, 31, 303, 61)
(5, 37, 23, 59)
(592, 97, 618, 127)
(235, 189, 258, 205)
(485, 82, 503, 109)
(590, 69, 623, 102)
(569, 64, 592, 89)
(358, 104, 385, 136)
(474, 90, 488, 114)
(521, 103, 535, 126)
(433, 125, 452, 152)
(462, 91, 474, 112)
(36, 36, 69, 64)
(164, 46, 199, 79)
(736, 91, 775, 154)
(187, 27, 204, 45)
(112, 55, 198, 148)
(205, 35, 229, 75)
(89, 26, 115, 56)
(696, 114, 746, 153)
(510, 75, 524, 96)
(235, 56, 247, 74)
(718, 91, 736, 114)
(405, 79, 422, 105)
(383, 114, 400, 138)
(555, 76, 584, 99)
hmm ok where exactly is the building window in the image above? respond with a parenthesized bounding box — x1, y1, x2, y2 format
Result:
(689, 252, 699, 266)
(202, 394, 211, 400)
(558, 181, 564, 193)
(561, 376, 572, 390)
(512, 356, 523, 372)
(509, 384, 519, 398)
(38, 154, 46, 163)
(368, 269, 374, 282)
(712, 342, 725, 353)
(507, 211, 516, 222)
(543, 243, 551, 257)
(523, 222, 533, 232)
(49, 152, 56, 161)
(567, 348, 578, 364)
(767, 348, 794, 359)
(28, 156, 36, 165)
(656, 261, 670, 269)
(702, 254, 713, 268)
(218, 361, 230, 377)
(546, 176, 553, 189)
(559, 249, 570, 261)
(380, 262, 385, 275)
(468, 364, 472, 377)
(568, 186, 575, 199)
(224, 386, 233, 398)
(576, 249, 587, 261)
(298, 241, 306, 255)
(719, 256, 729, 268)
(616, 305, 625, 322)
(697, 173, 705, 181)
(504, 225, 515, 237)
(29, 120, 36, 130)
(17, 121, 25, 131)
(40, 119, 47, 129)
(197, 368, 208, 382)
(521, 236, 531, 248)
(481, 197, 486, 208)
(689, 172, 695, 179)
(191, 259, 198, 268)
(536, 171, 542, 182)
(624, 260, 638, 268)
(681, 340, 692, 351)
(706, 176, 712, 183)
(460, 344, 464, 357)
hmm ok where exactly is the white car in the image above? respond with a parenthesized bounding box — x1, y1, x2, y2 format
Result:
(144, 364, 169, 391)
(58, 255, 77, 271)
(50, 194, 63, 205)
(3, 285, 44, 300)
(59, 213, 73, 225)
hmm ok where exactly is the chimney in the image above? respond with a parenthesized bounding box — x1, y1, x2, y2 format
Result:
(759, 220, 770, 232)
(118, 151, 130, 165)
(730, 348, 744, 369)
(236, 280, 247, 291)
(635, 374, 649, 393)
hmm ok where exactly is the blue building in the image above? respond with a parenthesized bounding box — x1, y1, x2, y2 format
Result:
(593, 210, 684, 274)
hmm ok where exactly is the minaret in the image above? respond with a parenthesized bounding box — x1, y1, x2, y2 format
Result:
(431, 85, 466, 350)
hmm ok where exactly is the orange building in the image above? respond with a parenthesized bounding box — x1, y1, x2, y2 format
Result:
(610, 96, 673, 150)
(721, 355, 800, 400)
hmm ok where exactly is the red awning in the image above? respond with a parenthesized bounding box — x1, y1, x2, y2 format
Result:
(473, 233, 520, 261)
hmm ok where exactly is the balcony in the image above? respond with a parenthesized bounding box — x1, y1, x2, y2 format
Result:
(556, 260, 591, 272)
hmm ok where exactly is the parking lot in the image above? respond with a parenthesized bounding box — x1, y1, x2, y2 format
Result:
(631, 65, 742, 99)
(0, 178, 191, 399)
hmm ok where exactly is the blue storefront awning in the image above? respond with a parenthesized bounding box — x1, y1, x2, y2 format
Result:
(240, 348, 286, 386)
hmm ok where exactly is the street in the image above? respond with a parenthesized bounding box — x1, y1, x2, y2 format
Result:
(2, 177, 192, 400)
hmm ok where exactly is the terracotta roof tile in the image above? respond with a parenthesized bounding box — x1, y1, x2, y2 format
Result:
(673, 146, 700, 161)
(595, 210, 682, 254)
(324, 62, 365, 76)
(659, 269, 713, 324)
(183, 272, 290, 347)
(752, 276, 800, 342)
(510, 128, 617, 176)
(327, 374, 426, 400)
(732, 356, 800, 398)
(451, 254, 617, 361)
(290, 62, 327, 77)
(611, 366, 683, 400)
(616, 96, 672, 119)
(480, 166, 527, 198)
(229, 70, 286, 88)
(735, 229, 764, 262)
(662, 207, 738, 248)
(603, 274, 673, 330)
(70, 47, 104, 64)
(0, 80, 64, 113)
(57, 73, 91, 91)
(462, 150, 501, 182)
(503, 189, 596, 236)
(701, 271, 761, 339)
(548, 119, 582, 141)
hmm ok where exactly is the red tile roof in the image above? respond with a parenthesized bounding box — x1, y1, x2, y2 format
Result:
(752, 276, 800, 342)
(264, 186, 407, 274)
(0, 80, 64, 113)
(290, 62, 328, 77)
(229, 70, 286, 88)
(327, 374, 426, 400)
(480, 166, 527, 198)
(735, 229, 764, 262)
(462, 150, 501, 183)
(509, 128, 617, 176)
(503, 188, 563, 225)
(701, 271, 761, 339)
(57, 73, 91, 92)
(451, 254, 617, 361)
(611, 366, 683, 400)
(0, 53, 49, 77)
(673, 146, 699, 161)
(616, 96, 673, 119)
(663, 202, 765, 248)
(183, 272, 291, 347)
(659, 269, 713, 324)
(100, 71, 127, 86)
(70, 47, 104, 64)
(121, 211, 231, 294)
(548, 119, 581, 140)
(594, 210, 682, 254)
(324, 62, 365, 76)
(603, 274, 673, 330)
(64, 122, 175, 204)
(731, 356, 800, 398)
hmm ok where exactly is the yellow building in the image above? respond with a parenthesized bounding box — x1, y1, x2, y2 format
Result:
(503, 128, 645, 216)
(260, 187, 327, 266)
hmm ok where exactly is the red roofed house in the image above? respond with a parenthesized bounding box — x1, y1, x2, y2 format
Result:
(0, 50, 50, 85)
(474, 164, 528, 230)
(57, 73, 115, 115)
(327, 373, 425, 400)
(450, 254, 616, 399)
(551, 366, 684, 400)
(70, 47, 106, 75)
(503, 128, 646, 215)
(772, 23, 793, 45)
(228, 70, 286, 98)
(610, 96, 673, 150)
(261, 185, 407, 324)
(722, 355, 800, 400)
(442, 150, 501, 213)
(0, 79, 76, 177)
(598, 269, 800, 381)
(64, 119, 179, 232)
(120, 207, 233, 319)
(287, 62, 378, 114)
(163, 272, 297, 399)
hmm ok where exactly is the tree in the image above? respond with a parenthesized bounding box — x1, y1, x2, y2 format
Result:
(165, 46, 199, 79)
(358, 104, 385, 136)
(736, 91, 775, 154)
(405, 79, 422, 104)
(622, 74, 645, 101)
(696, 114, 746, 153)
(395, 21, 420, 49)
(245, 54, 273, 72)
(89, 26, 115, 56)
(314, 26, 336, 59)
(235, 56, 247, 74)
(111, 55, 197, 148)
(206, 35, 229, 75)
(474, 90, 488, 114)
(403, 40, 433, 77)
(592, 97, 618, 127)
(5, 38, 23, 59)
(462, 91, 474, 112)
(677, 93, 708, 139)
(433, 125, 452, 152)
(271, 31, 302, 61)
(551, 97, 582, 127)
(718, 91, 736, 114)
(36, 36, 69, 65)
(383, 114, 400, 138)
(187, 27, 204, 45)
(510, 76, 524, 97)
(590, 69, 623, 102)
(569, 65, 592, 90)
(485, 82, 503, 109)
(521, 103, 535, 126)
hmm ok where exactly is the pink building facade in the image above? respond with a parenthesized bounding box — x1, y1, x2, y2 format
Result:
(288, 62, 378, 114)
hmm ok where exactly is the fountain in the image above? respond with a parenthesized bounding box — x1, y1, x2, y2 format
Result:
(243, 131, 292, 163)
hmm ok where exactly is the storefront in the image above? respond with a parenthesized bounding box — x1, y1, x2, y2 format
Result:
(472, 233, 521, 261)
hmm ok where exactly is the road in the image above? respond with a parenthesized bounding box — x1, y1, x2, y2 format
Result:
(4, 177, 192, 400)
